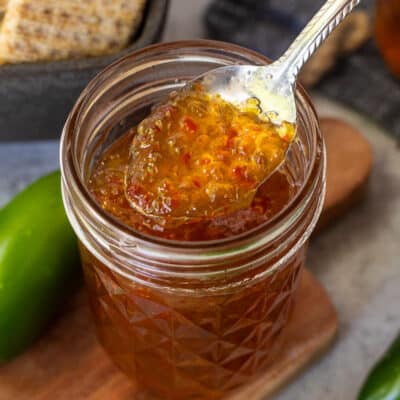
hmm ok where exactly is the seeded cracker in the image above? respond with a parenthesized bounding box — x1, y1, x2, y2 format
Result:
(0, 0, 146, 64)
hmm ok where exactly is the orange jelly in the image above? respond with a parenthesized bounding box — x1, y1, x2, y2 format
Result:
(125, 86, 295, 224)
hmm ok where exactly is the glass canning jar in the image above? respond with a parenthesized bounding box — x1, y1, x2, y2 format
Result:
(60, 40, 326, 400)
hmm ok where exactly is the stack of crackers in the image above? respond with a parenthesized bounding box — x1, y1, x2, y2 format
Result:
(0, 0, 146, 64)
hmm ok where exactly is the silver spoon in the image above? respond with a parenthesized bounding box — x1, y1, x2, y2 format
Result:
(125, 0, 361, 223)
(195, 0, 361, 126)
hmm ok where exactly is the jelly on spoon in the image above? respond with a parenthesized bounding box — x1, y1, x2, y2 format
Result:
(125, 0, 361, 225)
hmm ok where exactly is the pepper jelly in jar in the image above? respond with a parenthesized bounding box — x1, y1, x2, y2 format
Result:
(61, 41, 325, 400)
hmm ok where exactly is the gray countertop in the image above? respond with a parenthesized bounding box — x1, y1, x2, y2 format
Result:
(1, 1, 399, 399)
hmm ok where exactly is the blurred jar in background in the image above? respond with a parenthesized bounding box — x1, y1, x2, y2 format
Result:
(375, 0, 400, 77)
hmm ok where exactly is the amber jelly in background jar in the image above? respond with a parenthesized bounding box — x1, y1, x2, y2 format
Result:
(60, 41, 326, 400)
(375, 0, 400, 77)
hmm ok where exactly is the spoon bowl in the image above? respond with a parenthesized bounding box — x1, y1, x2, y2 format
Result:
(191, 0, 361, 125)
(191, 64, 296, 126)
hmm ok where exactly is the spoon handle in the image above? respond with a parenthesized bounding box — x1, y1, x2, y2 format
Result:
(277, 0, 361, 85)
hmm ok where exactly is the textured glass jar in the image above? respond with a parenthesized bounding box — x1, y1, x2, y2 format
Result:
(60, 41, 325, 400)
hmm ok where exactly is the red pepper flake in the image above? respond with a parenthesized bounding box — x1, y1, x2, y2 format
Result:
(232, 166, 256, 187)
(182, 152, 191, 167)
(225, 128, 238, 148)
(183, 117, 198, 133)
(192, 178, 202, 188)
(200, 157, 211, 165)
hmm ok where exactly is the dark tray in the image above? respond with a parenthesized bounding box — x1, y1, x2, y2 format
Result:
(0, 0, 169, 141)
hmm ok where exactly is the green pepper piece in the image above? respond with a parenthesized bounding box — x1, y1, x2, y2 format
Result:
(358, 334, 400, 400)
(0, 171, 81, 361)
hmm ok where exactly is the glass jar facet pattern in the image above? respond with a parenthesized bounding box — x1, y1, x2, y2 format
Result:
(81, 245, 305, 398)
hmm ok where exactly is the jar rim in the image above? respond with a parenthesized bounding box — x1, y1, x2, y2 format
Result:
(61, 39, 325, 258)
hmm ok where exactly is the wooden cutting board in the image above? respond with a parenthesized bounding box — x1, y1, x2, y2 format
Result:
(0, 118, 371, 399)
(0, 269, 337, 400)
(316, 117, 373, 231)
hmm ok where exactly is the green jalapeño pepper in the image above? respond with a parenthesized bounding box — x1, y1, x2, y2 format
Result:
(358, 333, 400, 400)
(0, 171, 80, 361)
